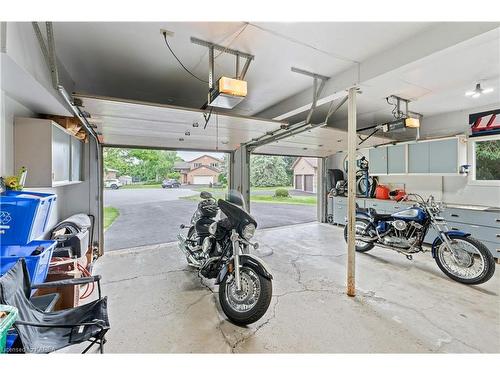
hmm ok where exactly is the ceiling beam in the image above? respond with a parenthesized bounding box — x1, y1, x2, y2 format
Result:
(256, 22, 500, 121)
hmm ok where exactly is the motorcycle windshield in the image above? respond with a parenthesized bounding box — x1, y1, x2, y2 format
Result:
(218, 190, 256, 229)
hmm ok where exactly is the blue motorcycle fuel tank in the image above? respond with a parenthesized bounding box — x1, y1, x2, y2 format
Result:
(391, 207, 427, 222)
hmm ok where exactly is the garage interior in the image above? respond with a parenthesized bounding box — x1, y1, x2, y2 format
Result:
(1, 18, 500, 355)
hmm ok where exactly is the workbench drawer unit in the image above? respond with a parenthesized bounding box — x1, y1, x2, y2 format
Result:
(333, 197, 348, 224)
(422, 207, 500, 258)
(330, 197, 367, 224)
(441, 208, 500, 229)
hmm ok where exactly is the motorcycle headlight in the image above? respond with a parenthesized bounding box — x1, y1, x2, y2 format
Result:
(208, 222, 217, 235)
(242, 223, 256, 240)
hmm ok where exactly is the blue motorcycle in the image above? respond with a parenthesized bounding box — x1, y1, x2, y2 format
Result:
(344, 194, 495, 284)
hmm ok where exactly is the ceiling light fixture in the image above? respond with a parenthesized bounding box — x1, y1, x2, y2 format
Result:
(465, 83, 494, 98)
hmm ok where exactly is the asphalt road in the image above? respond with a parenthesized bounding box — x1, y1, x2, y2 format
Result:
(104, 188, 316, 251)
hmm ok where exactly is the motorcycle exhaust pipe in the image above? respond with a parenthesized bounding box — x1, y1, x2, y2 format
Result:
(177, 233, 201, 268)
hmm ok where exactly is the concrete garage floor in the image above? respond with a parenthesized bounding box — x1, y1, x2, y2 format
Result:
(85, 222, 499, 353)
(104, 188, 316, 251)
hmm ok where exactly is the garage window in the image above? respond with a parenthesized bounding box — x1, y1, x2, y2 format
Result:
(471, 136, 500, 184)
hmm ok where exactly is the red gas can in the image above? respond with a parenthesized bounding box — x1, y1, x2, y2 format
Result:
(375, 185, 390, 200)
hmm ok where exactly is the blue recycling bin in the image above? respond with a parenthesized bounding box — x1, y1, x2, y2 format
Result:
(0, 191, 56, 245)
(0, 240, 56, 285)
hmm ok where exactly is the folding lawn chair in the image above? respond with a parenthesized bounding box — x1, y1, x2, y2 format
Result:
(0, 259, 109, 353)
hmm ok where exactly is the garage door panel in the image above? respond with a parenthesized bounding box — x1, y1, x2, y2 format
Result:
(193, 176, 214, 185)
(304, 175, 314, 192)
(295, 175, 303, 190)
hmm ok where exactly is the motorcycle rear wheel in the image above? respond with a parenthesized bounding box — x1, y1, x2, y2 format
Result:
(343, 218, 375, 252)
(219, 264, 272, 326)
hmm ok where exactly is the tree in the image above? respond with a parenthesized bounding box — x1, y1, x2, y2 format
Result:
(217, 154, 229, 185)
(167, 171, 181, 180)
(103, 148, 182, 182)
(250, 155, 290, 187)
(283, 156, 296, 186)
(476, 140, 500, 180)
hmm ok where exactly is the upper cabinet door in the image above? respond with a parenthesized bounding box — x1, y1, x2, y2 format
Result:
(387, 144, 406, 174)
(408, 142, 430, 173)
(52, 125, 71, 183)
(369, 147, 388, 175)
(429, 139, 458, 173)
(71, 137, 83, 182)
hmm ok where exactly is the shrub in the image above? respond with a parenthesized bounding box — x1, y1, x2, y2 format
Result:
(274, 188, 289, 198)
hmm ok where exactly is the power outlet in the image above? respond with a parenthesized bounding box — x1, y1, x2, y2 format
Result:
(160, 28, 175, 37)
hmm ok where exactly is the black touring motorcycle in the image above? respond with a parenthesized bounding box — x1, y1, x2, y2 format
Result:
(178, 190, 273, 325)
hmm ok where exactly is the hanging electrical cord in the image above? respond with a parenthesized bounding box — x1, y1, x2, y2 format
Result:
(49, 257, 95, 299)
(358, 127, 381, 146)
(203, 106, 214, 129)
(162, 33, 208, 83)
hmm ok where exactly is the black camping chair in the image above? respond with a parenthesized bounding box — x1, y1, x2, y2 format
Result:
(0, 259, 109, 354)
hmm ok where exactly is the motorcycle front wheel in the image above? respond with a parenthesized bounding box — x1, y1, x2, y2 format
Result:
(219, 264, 272, 326)
(434, 235, 495, 285)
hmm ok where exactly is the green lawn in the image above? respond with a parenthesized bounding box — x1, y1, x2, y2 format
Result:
(251, 186, 293, 191)
(251, 195, 317, 205)
(104, 206, 119, 230)
(182, 193, 316, 206)
(192, 186, 293, 192)
(121, 184, 162, 189)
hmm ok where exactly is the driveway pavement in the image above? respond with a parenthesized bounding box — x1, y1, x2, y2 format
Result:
(104, 188, 316, 251)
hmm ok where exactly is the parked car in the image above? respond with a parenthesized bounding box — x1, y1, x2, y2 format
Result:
(162, 179, 181, 188)
(104, 179, 122, 189)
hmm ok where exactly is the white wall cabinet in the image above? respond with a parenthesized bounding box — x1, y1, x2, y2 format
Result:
(14, 117, 84, 187)
(368, 136, 467, 176)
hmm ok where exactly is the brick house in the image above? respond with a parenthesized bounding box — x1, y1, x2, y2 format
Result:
(174, 155, 223, 185)
(292, 157, 318, 193)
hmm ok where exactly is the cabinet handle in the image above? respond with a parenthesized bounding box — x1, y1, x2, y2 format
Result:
(451, 214, 459, 217)
(496, 219, 500, 223)
(451, 227, 459, 231)
(497, 234, 500, 238)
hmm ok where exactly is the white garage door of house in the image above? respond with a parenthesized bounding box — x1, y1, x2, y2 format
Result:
(193, 176, 214, 185)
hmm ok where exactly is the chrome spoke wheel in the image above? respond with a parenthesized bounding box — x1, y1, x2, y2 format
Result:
(224, 267, 261, 313)
(354, 221, 369, 247)
(438, 239, 485, 280)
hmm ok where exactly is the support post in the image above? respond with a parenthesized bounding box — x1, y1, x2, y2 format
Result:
(317, 157, 327, 223)
(346, 87, 357, 297)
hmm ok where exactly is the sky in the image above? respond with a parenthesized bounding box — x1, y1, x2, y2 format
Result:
(177, 151, 226, 161)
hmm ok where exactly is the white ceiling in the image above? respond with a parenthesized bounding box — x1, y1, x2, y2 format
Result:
(53, 22, 499, 152)
(53, 22, 433, 116)
(288, 27, 500, 138)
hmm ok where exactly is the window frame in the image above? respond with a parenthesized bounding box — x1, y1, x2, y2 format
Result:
(468, 134, 500, 187)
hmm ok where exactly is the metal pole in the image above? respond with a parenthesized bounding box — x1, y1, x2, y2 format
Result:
(346, 87, 357, 297)
(208, 46, 214, 90)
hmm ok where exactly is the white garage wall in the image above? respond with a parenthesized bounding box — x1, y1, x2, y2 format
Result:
(326, 104, 500, 207)
(1, 92, 34, 176)
(1, 22, 100, 242)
